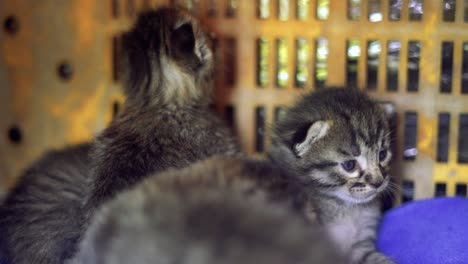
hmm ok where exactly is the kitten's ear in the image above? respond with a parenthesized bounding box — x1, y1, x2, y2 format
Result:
(170, 22, 195, 54)
(378, 101, 396, 119)
(293, 121, 331, 157)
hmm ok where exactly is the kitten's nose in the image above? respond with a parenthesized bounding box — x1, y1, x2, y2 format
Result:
(364, 174, 384, 188)
(370, 180, 383, 188)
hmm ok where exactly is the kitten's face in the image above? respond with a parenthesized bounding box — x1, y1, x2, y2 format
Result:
(310, 118, 393, 204)
(271, 89, 393, 204)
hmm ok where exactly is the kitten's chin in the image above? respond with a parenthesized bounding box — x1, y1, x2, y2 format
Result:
(331, 188, 378, 205)
(348, 191, 377, 204)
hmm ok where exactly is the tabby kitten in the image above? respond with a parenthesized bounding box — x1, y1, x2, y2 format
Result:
(269, 88, 395, 263)
(85, 7, 239, 212)
(73, 157, 342, 264)
(0, 144, 92, 264)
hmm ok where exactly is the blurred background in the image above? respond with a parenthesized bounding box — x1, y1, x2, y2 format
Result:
(0, 0, 467, 206)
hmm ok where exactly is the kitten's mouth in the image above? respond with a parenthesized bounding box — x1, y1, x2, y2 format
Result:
(346, 179, 389, 203)
(331, 186, 378, 204)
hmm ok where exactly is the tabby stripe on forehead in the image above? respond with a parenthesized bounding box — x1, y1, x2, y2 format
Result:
(376, 119, 384, 137)
(348, 130, 363, 156)
(357, 129, 372, 146)
(351, 130, 358, 149)
(368, 120, 383, 145)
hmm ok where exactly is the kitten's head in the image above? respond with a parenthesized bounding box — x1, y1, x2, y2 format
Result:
(122, 7, 214, 106)
(270, 88, 392, 204)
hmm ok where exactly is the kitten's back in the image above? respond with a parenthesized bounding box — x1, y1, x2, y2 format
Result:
(0, 143, 91, 264)
(87, 6, 239, 210)
(74, 157, 341, 264)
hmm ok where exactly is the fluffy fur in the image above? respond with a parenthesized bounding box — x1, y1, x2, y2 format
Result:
(123, 7, 214, 107)
(0, 144, 91, 264)
(269, 87, 395, 263)
(73, 157, 342, 264)
(85, 7, 239, 212)
(0, 7, 239, 264)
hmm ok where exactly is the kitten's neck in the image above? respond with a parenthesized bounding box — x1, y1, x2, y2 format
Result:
(124, 96, 211, 112)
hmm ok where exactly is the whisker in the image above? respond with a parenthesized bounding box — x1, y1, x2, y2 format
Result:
(381, 190, 395, 202)
(389, 181, 402, 191)
(381, 185, 399, 203)
(385, 184, 401, 196)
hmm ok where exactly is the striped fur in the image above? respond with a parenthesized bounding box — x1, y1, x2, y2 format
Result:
(84, 6, 239, 213)
(0, 144, 91, 264)
(269, 87, 395, 264)
(1, 7, 238, 264)
(84, 6, 237, 261)
(80, 8, 241, 260)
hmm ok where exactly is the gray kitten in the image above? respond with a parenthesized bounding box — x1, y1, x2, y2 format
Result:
(85, 7, 239, 212)
(1, 7, 239, 264)
(269, 88, 395, 263)
(0, 143, 91, 264)
(73, 157, 342, 264)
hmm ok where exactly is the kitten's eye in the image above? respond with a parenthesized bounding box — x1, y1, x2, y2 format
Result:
(379, 150, 387, 162)
(341, 160, 357, 172)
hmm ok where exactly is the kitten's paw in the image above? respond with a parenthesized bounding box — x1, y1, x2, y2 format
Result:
(359, 252, 395, 264)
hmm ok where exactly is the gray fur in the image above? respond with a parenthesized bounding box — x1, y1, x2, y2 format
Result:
(0, 7, 239, 264)
(73, 157, 342, 264)
(84, 7, 239, 214)
(0, 143, 91, 264)
(80, 6, 239, 262)
(269, 87, 395, 264)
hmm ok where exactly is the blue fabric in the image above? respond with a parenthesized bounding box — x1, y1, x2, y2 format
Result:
(378, 197, 468, 264)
